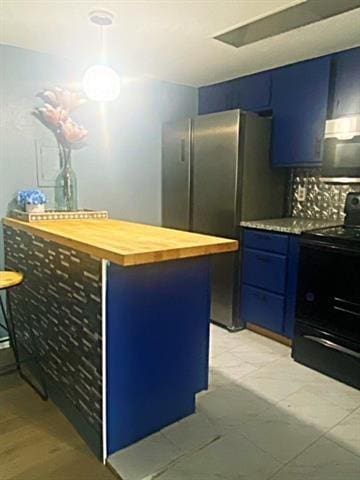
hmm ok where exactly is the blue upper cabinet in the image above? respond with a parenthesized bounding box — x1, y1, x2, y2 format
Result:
(198, 49, 358, 166)
(271, 56, 331, 167)
(331, 48, 360, 118)
(199, 71, 271, 115)
(198, 82, 233, 115)
(228, 71, 271, 112)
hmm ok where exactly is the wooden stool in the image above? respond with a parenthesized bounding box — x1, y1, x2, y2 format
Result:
(0, 271, 48, 400)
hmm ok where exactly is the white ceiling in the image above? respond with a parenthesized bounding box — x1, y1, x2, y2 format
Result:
(1, 0, 360, 86)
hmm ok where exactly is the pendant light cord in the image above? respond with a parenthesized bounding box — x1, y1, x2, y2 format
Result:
(100, 24, 109, 64)
(100, 24, 105, 63)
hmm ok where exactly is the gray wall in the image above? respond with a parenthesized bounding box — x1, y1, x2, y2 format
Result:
(0, 44, 198, 223)
(0, 44, 198, 336)
(77, 78, 198, 223)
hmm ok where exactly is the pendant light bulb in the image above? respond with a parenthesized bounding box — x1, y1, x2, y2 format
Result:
(83, 64, 120, 102)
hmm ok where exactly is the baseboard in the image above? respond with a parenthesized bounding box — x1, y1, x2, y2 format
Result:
(247, 323, 292, 347)
(0, 339, 10, 350)
(211, 319, 245, 332)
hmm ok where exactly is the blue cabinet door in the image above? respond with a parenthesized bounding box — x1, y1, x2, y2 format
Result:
(198, 82, 233, 115)
(332, 48, 360, 118)
(228, 72, 271, 112)
(271, 56, 331, 167)
(199, 71, 271, 115)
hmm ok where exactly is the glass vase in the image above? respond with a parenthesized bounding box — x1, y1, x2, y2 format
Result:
(55, 150, 78, 211)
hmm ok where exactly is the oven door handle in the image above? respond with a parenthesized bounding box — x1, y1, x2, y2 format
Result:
(303, 335, 360, 359)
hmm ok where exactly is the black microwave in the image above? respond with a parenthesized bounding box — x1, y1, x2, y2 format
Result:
(321, 116, 360, 183)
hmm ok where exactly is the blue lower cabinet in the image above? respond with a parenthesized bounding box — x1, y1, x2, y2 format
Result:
(244, 229, 289, 254)
(242, 285, 285, 334)
(241, 228, 300, 339)
(242, 248, 287, 294)
(106, 257, 211, 454)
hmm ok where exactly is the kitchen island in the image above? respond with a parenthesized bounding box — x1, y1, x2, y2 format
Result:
(3, 217, 237, 462)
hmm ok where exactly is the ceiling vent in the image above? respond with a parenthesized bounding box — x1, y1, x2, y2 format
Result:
(214, 0, 360, 48)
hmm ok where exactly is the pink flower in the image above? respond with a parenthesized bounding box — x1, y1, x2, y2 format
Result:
(59, 119, 88, 146)
(34, 86, 88, 152)
(37, 89, 58, 106)
(39, 104, 69, 126)
(37, 87, 86, 112)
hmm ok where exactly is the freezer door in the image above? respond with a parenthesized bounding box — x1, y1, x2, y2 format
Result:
(161, 118, 192, 230)
(192, 110, 240, 238)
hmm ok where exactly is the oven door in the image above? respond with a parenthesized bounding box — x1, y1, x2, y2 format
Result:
(322, 135, 360, 181)
(292, 322, 360, 389)
(293, 241, 360, 388)
(296, 241, 360, 344)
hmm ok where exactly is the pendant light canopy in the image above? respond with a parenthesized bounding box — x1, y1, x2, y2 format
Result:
(83, 10, 120, 102)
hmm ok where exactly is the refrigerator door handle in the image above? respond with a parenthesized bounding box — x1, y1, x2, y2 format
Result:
(180, 139, 186, 163)
(303, 335, 360, 359)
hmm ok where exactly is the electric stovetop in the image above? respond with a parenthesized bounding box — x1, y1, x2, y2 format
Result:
(302, 192, 360, 250)
(302, 225, 360, 250)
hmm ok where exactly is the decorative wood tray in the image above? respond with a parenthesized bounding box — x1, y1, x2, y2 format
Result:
(10, 209, 109, 222)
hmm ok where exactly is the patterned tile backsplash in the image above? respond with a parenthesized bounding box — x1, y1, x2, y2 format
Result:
(290, 168, 355, 220)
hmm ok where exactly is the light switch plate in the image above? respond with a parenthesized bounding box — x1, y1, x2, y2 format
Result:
(298, 186, 306, 202)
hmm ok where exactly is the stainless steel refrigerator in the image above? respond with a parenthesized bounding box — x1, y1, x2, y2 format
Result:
(162, 109, 286, 330)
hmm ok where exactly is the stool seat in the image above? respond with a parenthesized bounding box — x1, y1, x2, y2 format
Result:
(0, 271, 24, 290)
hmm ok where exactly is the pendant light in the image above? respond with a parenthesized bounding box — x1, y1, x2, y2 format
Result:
(82, 10, 121, 102)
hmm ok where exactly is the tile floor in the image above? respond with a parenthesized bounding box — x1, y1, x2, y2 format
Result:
(108, 325, 360, 480)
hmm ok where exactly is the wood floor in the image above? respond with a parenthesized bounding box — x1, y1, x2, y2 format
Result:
(0, 348, 116, 480)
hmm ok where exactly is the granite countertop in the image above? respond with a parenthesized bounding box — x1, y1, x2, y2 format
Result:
(240, 217, 343, 235)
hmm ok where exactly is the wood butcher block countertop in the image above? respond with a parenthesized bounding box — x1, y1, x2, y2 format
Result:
(3, 217, 238, 267)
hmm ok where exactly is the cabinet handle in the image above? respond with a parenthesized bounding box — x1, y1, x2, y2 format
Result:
(304, 335, 360, 359)
(315, 137, 322, 158)
(255, 234, 270, 241)
(252, 292, 267, 302)
(256, 254, 271, 263)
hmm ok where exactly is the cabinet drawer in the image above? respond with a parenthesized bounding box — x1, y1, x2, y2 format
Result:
(243, 248, 287, 294)
(244, 230, 288, 254)
(241, 285, 285, 334)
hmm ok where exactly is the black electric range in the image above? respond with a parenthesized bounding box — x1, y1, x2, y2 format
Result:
(292, 193, 360, 389)
(302, 224, 360, 251)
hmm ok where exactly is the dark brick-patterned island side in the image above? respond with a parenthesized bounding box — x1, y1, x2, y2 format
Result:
(4, 225, 104, 457)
